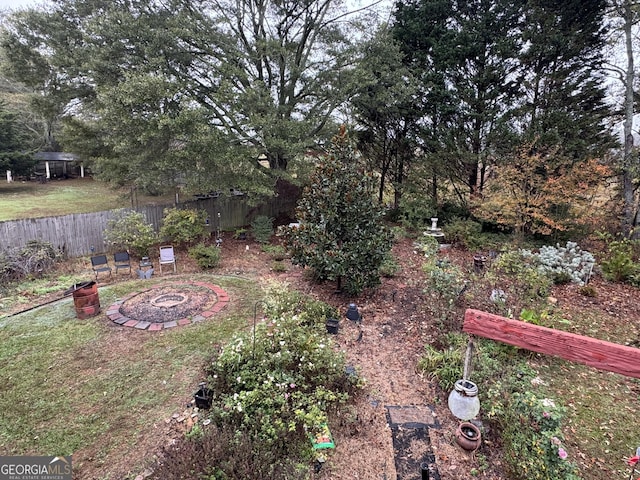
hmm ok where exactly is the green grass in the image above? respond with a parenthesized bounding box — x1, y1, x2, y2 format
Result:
(536, 308, 639, 480)
(0, 178, 175, 221)
(0, 274, 263, 478)
(0, 270, 88, 315)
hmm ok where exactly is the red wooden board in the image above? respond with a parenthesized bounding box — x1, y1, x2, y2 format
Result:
(463, 309, 640, 379)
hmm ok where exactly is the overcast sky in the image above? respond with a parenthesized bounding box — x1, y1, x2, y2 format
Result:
(0, 0, 40, 10)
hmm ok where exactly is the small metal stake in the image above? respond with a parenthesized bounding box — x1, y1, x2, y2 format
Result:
(253, 300, 267, 360)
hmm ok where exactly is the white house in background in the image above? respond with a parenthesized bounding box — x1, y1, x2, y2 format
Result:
(33, 152, 86, 179)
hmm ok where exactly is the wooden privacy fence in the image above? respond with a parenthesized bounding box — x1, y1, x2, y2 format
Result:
(0, 194, 297, 258)
(463, 309, 640, 379)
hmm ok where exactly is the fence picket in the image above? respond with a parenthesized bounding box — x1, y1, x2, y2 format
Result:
(0, 195, 296, 258)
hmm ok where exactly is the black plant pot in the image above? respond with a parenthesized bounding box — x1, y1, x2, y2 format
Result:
(194, 387, 213, 409)
(326, 318, 339, 334)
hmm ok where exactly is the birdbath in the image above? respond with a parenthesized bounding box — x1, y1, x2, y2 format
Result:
(424, 217, 445, 242)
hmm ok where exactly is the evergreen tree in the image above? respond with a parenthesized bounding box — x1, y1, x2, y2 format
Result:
(0, 101, 35, 176)
(350, 25, 421, 207)
(392, 0, 524, 197)
(516, 0, 614, 159)
(1, 0, 366, 194)
(285, 126, 393, 295)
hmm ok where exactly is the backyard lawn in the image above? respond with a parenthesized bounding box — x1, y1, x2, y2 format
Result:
(0, 274, 262, 479)
(0, 178, 175, 221)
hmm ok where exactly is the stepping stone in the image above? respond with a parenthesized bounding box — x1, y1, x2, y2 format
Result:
(386, 405, 440, 480)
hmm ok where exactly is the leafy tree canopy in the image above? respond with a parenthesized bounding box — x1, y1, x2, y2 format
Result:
(1, 0, 371, 195)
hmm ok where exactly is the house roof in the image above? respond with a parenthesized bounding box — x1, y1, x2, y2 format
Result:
(34, 152, 81, 162)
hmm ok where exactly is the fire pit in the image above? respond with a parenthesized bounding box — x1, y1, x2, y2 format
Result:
(106, 281, 229, 331)
(150, 293, 189, 308)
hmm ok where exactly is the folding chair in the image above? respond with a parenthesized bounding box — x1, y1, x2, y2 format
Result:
(90, 254, 112, 280)
(159, 245, 177, 274)
(114, 251, 132, 274)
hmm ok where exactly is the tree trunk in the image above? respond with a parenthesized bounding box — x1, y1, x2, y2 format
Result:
(621, 0, 637, 237)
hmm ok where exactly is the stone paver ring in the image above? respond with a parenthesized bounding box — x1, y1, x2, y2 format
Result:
(106, 281, 229, 331)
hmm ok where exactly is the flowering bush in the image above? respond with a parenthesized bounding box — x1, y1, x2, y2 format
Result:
(206, 283, 361, 449)
(499, 391, 580, 480)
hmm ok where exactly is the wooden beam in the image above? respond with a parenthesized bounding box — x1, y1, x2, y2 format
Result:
(463, 309, 640, 379)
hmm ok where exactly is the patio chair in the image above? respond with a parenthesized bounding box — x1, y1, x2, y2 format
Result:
(90, 254, 112, 280)
(113, 251, 131, 274)
(159, 245, 177, 274)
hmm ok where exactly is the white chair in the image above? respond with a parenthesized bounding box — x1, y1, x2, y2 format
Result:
(159, 245, 177, 274)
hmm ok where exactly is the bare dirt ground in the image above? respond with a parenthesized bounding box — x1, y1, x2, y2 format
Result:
(9, 235, 640, 480)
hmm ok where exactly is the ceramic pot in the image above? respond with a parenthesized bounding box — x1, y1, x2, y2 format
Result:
(455, 421, 481, 451)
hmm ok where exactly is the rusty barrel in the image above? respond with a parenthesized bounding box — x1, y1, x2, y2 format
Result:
(71, 281, 100, 319)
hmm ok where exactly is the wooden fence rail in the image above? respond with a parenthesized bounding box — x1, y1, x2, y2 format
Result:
(0, 194, 297, 258)
(463, 309, 640, 379)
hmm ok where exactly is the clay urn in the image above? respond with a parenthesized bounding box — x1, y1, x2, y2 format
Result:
(455, 421, 482, 451)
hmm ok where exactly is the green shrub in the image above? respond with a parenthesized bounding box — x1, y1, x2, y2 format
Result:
(251, 215, 274, 244)
(205, 284, 359, 454)
(188, 243, 221, 270)
(397, 194, 436, 231)
(233, 228, 248, 240)
(415, 234, 440, 258)
(500, 392, 580, 480)
(160, 207, 208, 245)
(390, 225, 408, 241)
(379, 252, 400, 277)
(600, 238, 640, 284)
(423, 258, 466, 303)
(422, 258, 467, 330)
(104, 210, 157, 257)
(284, 130, 393, 295)
(262, 244, 287, 260)
(270, 260, 287, 272)
(443, 217, 483, 250)
(488, 250, 552, 311)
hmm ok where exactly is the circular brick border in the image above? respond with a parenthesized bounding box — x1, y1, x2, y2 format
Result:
(106, 281, 229, 331)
